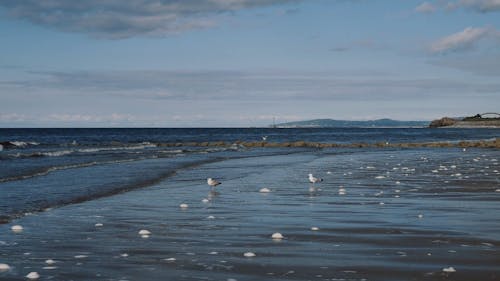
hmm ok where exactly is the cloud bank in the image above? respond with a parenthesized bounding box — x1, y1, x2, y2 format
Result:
(2, 69, 499, 127)
(4, 69, 500, 100)
(0, 0, 300, 38)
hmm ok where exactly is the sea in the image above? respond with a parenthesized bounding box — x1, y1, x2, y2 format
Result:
(0, 128, 499, 281)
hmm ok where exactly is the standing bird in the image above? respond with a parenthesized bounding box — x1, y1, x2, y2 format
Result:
(308, 173, 323, 184)
(207, 178, 221, 190)
(308, 173, 323, 192)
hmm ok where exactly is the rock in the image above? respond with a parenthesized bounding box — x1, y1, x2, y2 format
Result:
(429, 117, 458, 128)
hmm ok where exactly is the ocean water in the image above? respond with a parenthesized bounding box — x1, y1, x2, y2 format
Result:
(0, 128, 499, 281)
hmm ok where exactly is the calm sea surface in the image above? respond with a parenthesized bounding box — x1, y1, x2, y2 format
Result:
(0, 128, 499, 280)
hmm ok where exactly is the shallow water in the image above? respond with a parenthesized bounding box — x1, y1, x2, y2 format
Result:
(1, 143, 499, 280)
(1, 128, 499, 280)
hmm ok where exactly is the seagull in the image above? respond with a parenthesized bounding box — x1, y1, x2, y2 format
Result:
(262, 136, 268, 141)
(308, 173, 323, 184)
(308, 173, 322, 192)
(207, 178, 221, 189)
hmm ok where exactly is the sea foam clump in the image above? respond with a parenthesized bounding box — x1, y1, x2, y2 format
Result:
(0, 263, 11, 272)
(442, 267, 456, 273)
(243, 252, 256, 257)
(11, 225, 23, 233)
(259, 188, 271, 193)
(26, 272, 40, 279)
(139, 229, 151, 238)
(271, 233, 284, 239)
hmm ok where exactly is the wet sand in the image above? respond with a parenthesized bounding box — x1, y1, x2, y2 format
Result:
(1, 148, 499, 281)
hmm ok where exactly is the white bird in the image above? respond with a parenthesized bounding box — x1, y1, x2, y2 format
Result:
(308, 173, 323, 184)
(262, 136, 268, 141)
(207, 178, 221, 189)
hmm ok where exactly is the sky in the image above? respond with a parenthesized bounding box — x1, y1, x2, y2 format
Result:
(0, 0, 499, 127)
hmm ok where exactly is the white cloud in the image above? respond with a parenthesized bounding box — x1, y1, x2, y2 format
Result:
(415, 2, 437, 13)
(429, 26, 499, 53)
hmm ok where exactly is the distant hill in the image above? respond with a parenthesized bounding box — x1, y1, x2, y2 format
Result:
(275, 118, 428, 128)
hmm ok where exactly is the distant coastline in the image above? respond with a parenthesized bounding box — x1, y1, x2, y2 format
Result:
(274, 115, 500, 128)
(274, 118, 428, 128)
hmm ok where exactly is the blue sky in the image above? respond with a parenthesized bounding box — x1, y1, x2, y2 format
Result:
(1, 0, 499, 127)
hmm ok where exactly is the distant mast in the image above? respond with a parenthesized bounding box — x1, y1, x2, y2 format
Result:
(272, 117, 277, 128)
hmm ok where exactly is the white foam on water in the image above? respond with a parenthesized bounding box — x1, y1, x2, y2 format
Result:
(259, 188, 271, 193)
(271, 233, 284, 239)
(442, 267, 456, 273)
(26, 272, 40, 279)
(243, 252, 256, 257)
(0, 263, 10, 272)
(42, 266, 57, 270)
(42, 150, 73, 157)
(338, 187, 346, 195)
(11, 225, 23, 233)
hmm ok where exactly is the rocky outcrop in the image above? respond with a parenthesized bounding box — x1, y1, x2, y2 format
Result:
(429, 116, 500, 128)
(429, 117, 458, 128)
